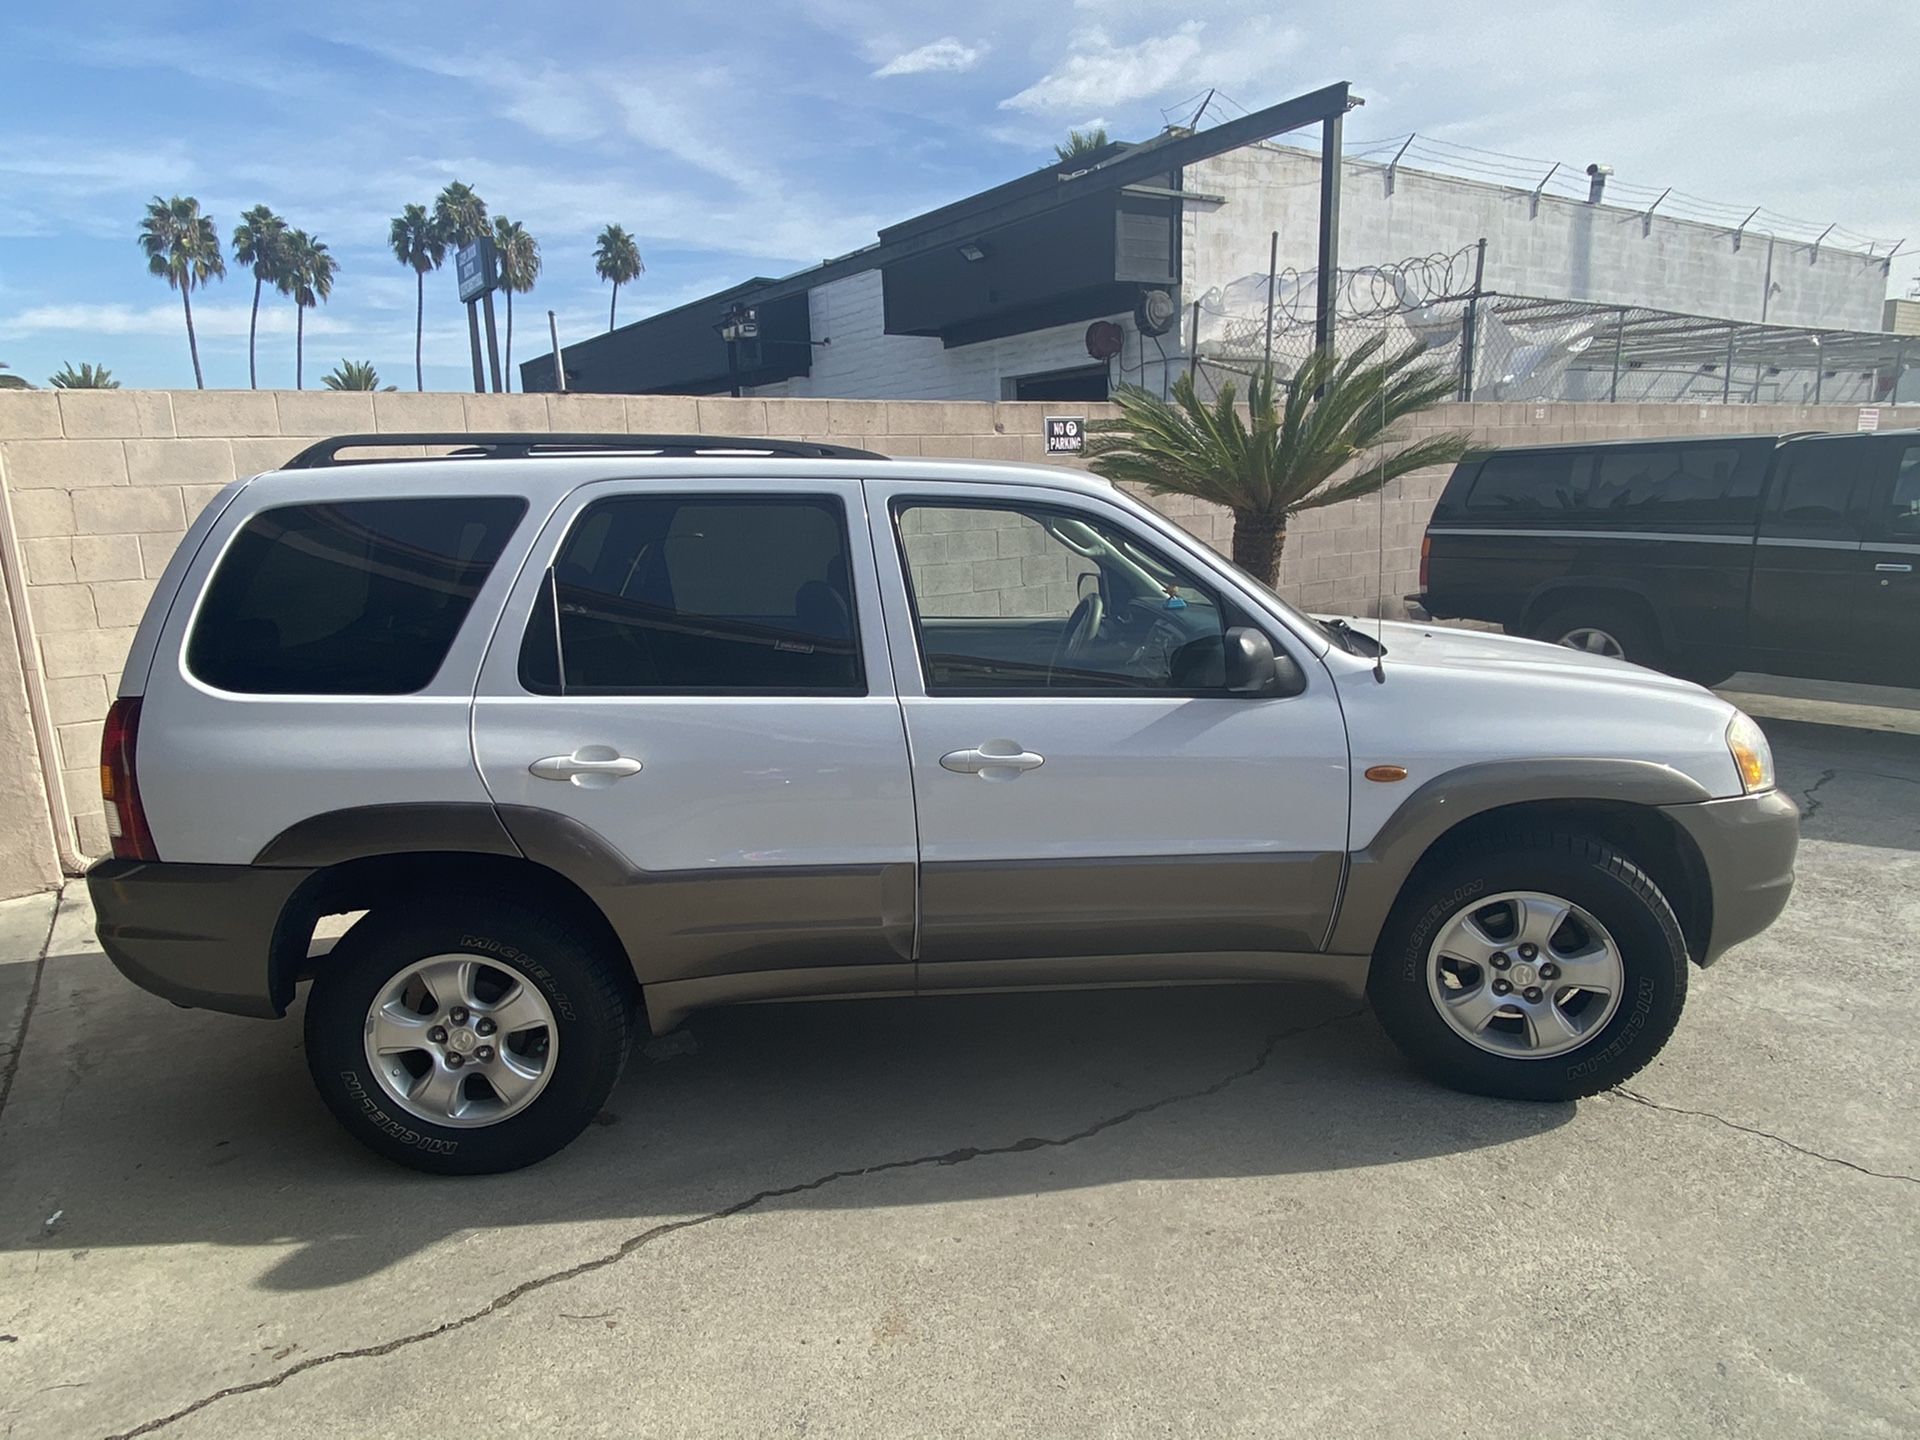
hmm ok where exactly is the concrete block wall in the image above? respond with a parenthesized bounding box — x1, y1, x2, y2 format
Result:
(0, 388, 1905, 877)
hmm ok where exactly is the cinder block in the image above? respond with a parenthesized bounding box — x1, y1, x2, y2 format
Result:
(464, 394, 550, 432)
(232, 436, 319, 475)
(29, 584, 98, 634)
(71, 533, 149, 582)
(124, 438, 236, 487)
(54, 390, 175, 439)
(138, 532, 182, 577)
(181, 483, 229, 523)
(913, 561, 975, 598)
(946, 528, 1000, 562)
(695, 397, 768, 436)
(825, 400, 887, 436)
(876, 434, 922, 457)
(171, 390, 280, 437)
(74, 811, 108, 860)
(1001, 585, 1059, 617)
(0, 392, 62, 440)
(902, 532, 948, 566)
(38, 626, 137, 680)
(372, 390, 468, 432)
(45, 674, 108, 727)
(969, 434, 1026, 460)
(0, 438, 129, 489)
(10, 489, 74, 539)
(276, 390, 376, 436)
(73, 486, 185, 537)
(889, 401, 981, 436)
(21, 537, 75, 586)
(91, 577, 158, 628)
(62, 765, 101, 822)
(626, 395, 701, 433)
(969, 557, 1024, 591)
(760, 398, 833, 436)
(57, 719, 104, 772)
(917, 435, 974, 462)
(545, 395, 629, 433)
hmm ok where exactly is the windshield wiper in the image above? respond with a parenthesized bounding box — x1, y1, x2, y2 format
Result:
(1319, 617, 1389, 683)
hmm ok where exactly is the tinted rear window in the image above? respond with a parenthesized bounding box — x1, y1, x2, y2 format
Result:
(1464, 452, 1584, 512)
(188, 497, 526, 694)
(1587, 445, 1755, 526)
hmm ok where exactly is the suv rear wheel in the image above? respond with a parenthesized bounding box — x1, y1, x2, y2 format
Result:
(304, 897, 636, 1174)
(1529, 600, 1661, 669)
(1368, 833, 1688, 1101)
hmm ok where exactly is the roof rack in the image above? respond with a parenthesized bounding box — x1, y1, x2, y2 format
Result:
(280, 433, 887, 469)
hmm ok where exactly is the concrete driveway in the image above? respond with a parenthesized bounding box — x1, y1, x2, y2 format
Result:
(1, 713, 1915, 1439)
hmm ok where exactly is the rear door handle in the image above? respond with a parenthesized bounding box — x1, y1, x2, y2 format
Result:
(529, 748, 644, 786)
(1874, 562, 1913, 573)
(941, 742, 1045, 777)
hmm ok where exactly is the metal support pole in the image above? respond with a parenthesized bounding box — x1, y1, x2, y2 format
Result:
(1813, 338, 1825, 403)
(1314, 109, 1343, 360)
(481, 290, 503, 393)
(1722, 328, 1735, 403)
(1263, 230, 1278, 376)
(1609, 309, 1626, 402)
(548, 310, 566, 392)
(466, 301, 485, 393)
(726, 338, 741, 398)
(1189, 301, 1201, 385)
(1732, 206, 1760, 251)
(1385, 133, 1413, 196)
(1458, 238, 1487, 402)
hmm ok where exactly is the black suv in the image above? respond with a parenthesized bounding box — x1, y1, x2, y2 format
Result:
(1416, 430, 1920, 688)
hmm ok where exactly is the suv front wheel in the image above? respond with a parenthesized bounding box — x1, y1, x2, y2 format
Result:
(304, 897, 637, 1174)
(1368, 833, 1688, 1101)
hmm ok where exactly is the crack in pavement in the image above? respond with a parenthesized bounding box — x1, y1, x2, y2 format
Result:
(1609, 1086, 1918, 1186)
(0, 888, 60, 1133)
(104, 1004, 1368, 1440)
(1797, 768, 1838, 819)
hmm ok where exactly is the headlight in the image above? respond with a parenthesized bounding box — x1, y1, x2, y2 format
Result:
(1726, 711, 1775, 794)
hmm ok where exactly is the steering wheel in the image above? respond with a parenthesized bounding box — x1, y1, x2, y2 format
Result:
(1046, 590, 1105, 683)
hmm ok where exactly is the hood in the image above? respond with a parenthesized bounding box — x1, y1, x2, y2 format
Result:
(1317, 617, 1709, 694)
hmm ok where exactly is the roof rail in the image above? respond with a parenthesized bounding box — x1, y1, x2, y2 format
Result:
(279, 433, 887, 469)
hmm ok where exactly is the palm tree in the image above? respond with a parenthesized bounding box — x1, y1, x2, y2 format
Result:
(138, 195, 225, 389)
(49, 362, 119, 389)
(390, 203, 447, 391)
(432, 181, 489, 248)
(1087, 336, 1470, 585)
(231, 205, 288, 389)
(1055, 126, 1111, 164)
(0, 363, 33, 391)
(280, 229, 338, 390)
(321, 359, 394, 391)
(593, 224, 643, 332)
(492, 216, 541, 391)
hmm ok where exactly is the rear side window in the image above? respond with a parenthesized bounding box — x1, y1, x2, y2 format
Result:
(1886, 445, 1920, 540)
(1586, 445, 1756, 528)
(518, 494, 862, 695)
(1762, 441, 1872, 541)
(1464, 452, 1584, 513)
(188, 497, 526, 694)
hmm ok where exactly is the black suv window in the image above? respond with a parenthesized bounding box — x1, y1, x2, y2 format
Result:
(519, 494, 861, 695)
(1464, 451, 1585, 513)
(188, 497, 526, 695)
(1762, 440, 1873, 542)
(894, 501, 1231, 693)
(1887, 445, 1920, 540)
(1586, 445, 1755, 528)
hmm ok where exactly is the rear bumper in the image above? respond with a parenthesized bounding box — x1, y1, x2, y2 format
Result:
(87, 859, 313, 1017)
(1660, 788, 1800, 965)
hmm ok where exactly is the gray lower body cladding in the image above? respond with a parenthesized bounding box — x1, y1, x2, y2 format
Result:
(1657, 788, 1799, 964)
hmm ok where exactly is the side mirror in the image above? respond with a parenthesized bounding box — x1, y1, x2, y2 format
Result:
(1224, 626, 1303, 697)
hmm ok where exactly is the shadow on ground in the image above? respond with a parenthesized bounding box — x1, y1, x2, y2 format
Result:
(1, 969, 1569, 1292)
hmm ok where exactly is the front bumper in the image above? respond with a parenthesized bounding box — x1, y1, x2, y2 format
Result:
(87, 859, 314, 1017)
(1660, 788, 1800, 965)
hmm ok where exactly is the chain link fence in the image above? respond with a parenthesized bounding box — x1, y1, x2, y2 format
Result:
(1173, 243, 1915, 408)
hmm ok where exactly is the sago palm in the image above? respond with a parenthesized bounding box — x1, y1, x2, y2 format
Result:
(281, 229, 338, 391)
(321, 359, 393, 391)
(138, 195, 225, 389)
(231, 205, 289, 389)
(1054, 126, 1111, 163)
(49, 362, 119, 389)
(593, 224, 643, 331)
(1087, 335, 1469, 585)
(390, 203, 446, 391)
(492, 216, 541, 391)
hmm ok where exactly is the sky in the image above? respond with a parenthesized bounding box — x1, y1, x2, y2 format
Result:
(3, 0, 1917, 393)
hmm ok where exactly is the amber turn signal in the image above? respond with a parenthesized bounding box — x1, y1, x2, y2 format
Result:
(1365, 764, 1409, 782)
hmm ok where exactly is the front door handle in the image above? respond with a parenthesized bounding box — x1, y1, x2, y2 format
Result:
(941, 741, 1045, 777)
(529, 747, 644, 787)
(1874, 562, 1913, 573)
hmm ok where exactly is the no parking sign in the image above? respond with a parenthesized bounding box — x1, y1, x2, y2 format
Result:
(1045, 415, 1086, 455)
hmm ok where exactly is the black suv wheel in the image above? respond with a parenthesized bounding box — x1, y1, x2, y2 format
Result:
(1368, 832, 1688, 1101)
(1529, 599, 1662, 668)
(304, 897, 637, 1174)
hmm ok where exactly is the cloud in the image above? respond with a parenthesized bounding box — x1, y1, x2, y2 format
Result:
(6, 302, 349, 339)
(873, 37, 987, 78)
(1001, 23, 1205, 114)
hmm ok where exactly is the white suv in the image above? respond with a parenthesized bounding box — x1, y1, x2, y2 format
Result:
(88, 432, 1799, 1174)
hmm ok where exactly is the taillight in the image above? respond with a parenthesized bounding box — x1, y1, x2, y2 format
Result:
(100, 697, 158, 861)
(1418, 533, 1432, 591)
